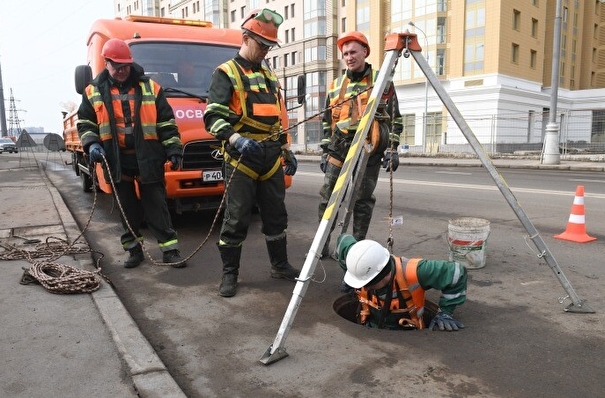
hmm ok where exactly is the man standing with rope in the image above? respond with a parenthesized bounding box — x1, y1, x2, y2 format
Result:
(204, 9, 299, 297)
(318, 31, 403, 262)
(77, 39, 186, 269)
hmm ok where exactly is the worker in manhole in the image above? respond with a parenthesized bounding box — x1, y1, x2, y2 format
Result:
(336, 234, 467, 331)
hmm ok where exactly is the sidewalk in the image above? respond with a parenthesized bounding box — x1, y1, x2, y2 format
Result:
(0, 155, 185, 398)
(0, 152, 603, 397)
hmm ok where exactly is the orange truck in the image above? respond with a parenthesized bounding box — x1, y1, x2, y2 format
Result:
(63, 15, 292, 213)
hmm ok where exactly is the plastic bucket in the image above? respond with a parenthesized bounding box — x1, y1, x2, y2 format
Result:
(447, 217, 490, 269)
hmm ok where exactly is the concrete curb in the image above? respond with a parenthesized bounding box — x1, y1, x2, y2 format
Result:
(40, 166, 186, 398)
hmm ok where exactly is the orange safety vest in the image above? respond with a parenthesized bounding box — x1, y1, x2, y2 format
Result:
(85, 80, 160, 147)
(357, 257, 426, 330)
(327, 70, 386, 156)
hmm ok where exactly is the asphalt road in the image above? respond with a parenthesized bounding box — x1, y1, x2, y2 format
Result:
(42, 155, 605, 398)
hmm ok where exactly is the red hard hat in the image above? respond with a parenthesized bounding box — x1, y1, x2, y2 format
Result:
(241, 8, 282, 46)
(101, 39, 134, 64)
(337, 31, 370, 56)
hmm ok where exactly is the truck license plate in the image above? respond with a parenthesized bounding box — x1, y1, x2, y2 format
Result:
(202, 170, 223, 182)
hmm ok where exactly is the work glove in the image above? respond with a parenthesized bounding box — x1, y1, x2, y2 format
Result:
(382, 149, 399, 172)
(282, 149, 298, 176)
(429, 310, 465, 332)
(232, 134, 262, 157)
(169, 154, 182, 170)
(88, 143, 106, 163)
(320, 153, 328, 173)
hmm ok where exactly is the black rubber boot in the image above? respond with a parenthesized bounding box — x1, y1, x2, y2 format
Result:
(267, 236, 300, 281)
(124, 244, 144, 268)
(218, 245, 241, 297)
(163, 249, 187, 268)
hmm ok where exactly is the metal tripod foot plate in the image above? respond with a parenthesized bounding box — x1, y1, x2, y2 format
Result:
(259, 345, 289, 365)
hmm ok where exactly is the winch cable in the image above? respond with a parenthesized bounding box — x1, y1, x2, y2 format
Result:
(2, 175, 111, 293)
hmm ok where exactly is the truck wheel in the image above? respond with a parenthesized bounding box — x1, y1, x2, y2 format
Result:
(81, 171, 93, 192)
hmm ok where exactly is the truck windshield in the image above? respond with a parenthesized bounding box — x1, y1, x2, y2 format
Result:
(130, 42, 238, 98)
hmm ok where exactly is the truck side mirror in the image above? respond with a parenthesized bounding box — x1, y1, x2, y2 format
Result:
(297, 75, 306, 105)
(75, 65, 93, 95)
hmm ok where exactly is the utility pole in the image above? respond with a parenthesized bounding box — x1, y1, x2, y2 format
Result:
(7, 88, 25, 137)
(542, 0, 562, 164)
(0, 59, 8, 137)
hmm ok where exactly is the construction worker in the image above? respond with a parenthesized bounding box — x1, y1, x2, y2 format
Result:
(204, 8, 299, 297)
(336, 234, 467, 331)
(77, 38, 186, 269)
(318, 31, 403, 259)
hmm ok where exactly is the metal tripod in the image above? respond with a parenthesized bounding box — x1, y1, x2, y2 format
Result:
(260, 31, 593, 366)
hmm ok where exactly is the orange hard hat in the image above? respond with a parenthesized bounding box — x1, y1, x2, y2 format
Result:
(241, 8, 283, 47)
(337, 31, 370, 56)
(101, 39, 134, 65)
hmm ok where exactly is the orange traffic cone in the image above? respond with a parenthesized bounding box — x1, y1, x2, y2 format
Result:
(554, 185, 596, 243)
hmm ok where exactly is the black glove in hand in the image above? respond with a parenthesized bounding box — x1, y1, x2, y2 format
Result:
(429, 311, 465, 331)
(320, 153, 328, 173)
(382, 149, 399, 172)
(88, 143, 106, 163)
(234, 136, 262, 157)
(283, 149, 298, 176)
(169, 155, 182, 170)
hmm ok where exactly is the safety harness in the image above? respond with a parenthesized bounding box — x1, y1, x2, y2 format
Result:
(357, 257, 426, 330)
(327, 69, 389, 162)
(218, 60, 283, 181)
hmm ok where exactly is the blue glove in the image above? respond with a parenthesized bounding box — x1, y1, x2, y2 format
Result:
(382, 149, 399, 172)
(233, 136, 262, 157)
(320, 153, 328, 173)
(429, 311, 465, 331)
(88, 143, 106, 163)
(283, 149, 298, 176)
(169, 155, 182, 170)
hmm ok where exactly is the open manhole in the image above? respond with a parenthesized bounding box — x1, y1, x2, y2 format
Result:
(333, 293, 439, 330)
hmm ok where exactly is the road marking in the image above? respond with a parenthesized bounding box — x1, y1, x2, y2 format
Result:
(435, 171, 473, 175)
(569, 178, 605, 184)
(294, 171, 605, 199)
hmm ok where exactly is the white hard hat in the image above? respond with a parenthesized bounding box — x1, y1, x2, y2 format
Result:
(343, 240, 390, 288)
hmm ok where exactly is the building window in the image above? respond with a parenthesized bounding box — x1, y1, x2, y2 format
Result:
(513, 10, 521, 31)
(291, 3, 295, 18)
(291, 52, 297, 66)
(291, 27, 295, 41)
(401, 114, 415, 145)
(464, 43, 484, 74)
(530, 50, 537, 69)
(436, 49, 445, 75)
(341, 17, 346, 33)
(531, 18, 538, 38)
(231, 10, 236, 22)
(512, 43, 519, 64)
(241, 6, 246, 19)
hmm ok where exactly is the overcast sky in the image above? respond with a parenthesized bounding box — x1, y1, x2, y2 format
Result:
(0, 0, 114, 134)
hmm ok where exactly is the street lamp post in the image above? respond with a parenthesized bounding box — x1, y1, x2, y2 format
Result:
(409, 21, 429, 153)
